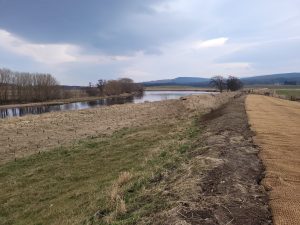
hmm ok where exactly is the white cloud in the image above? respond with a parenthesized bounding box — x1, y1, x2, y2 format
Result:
(0, 29, 79, 64)
(151, 0, 192, 13)
(0, 29, 132, 65)
(195, 37, 229, 48)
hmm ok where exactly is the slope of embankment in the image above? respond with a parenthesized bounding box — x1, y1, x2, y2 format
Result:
(0, 93, 273, 224)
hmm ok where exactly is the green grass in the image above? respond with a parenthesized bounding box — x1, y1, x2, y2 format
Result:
(276, 89, 300, 100)
(0, 116, 202, 225)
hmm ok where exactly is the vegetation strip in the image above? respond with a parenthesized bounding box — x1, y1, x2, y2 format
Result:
(246, 95, 300, 225)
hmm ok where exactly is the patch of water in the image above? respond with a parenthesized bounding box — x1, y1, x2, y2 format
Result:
(0, 91, 211, 118)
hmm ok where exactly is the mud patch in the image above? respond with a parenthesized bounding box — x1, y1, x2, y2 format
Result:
(196, 96, 272, 225)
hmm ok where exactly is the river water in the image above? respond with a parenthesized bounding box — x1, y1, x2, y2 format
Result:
(0, 91, 211, 119)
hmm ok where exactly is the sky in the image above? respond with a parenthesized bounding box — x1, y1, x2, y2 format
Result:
(0, 0, 300, 85)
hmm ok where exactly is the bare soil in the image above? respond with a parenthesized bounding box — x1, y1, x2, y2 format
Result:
(147, 95, 272, 225)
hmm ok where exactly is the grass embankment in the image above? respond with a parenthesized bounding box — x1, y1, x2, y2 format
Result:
(0, 105, 201, 225)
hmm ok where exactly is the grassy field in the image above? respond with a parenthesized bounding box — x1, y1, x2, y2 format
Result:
(0, 105, 201, 225)
(246, 95, 300, 225)
(275, 89, 300, 100)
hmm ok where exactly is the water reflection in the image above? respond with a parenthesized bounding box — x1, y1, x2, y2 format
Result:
(0, 91, 210, 119)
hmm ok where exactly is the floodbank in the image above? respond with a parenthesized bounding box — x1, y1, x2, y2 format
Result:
(0, 93, 273, 225)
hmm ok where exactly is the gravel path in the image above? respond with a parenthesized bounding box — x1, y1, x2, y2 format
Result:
(246, 95, 300, 225)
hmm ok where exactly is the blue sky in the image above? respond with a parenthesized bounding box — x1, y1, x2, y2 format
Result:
(0, 0, 299, 85)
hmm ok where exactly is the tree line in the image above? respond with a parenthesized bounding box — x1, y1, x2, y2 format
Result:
(210, 76, 243, 92)
(0, 68, 144, 104)
(86, 78, 144, 97)
(0, 68, 60, 104)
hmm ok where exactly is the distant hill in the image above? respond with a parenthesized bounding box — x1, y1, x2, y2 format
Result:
(241, 73, 300, 85)
(143, 73, 300, 87)
(61, 85, 87, 90)
(143, 77, 210, 87)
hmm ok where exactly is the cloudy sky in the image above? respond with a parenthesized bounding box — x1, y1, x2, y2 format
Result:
(0, 0, 300, 85)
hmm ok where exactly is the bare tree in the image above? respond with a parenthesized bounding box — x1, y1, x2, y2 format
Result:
(104, 80, 122, 96)
(85, 82, 99, 96)
(0, 69, 11, 103)
(0, 68, 60, 104)
(226, 76, 243, 91)
(97, 79, 106, 96)
(101, 78, 143, 96)
(210, 76, 226, 92)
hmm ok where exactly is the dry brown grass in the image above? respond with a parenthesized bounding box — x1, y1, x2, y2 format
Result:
(105, 171, 133, 223)
(0, 92, 240, 225)
(117, 171, 133, 186)
(0, 93, 234, 164)
(246, 95, 300, 225)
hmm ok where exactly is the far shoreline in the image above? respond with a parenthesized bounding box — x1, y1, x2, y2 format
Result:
(0, 93, 136, 110)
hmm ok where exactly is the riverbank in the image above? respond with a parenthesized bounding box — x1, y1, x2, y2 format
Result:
(0, 93, 233, 164)
(0, 93, 136, 109)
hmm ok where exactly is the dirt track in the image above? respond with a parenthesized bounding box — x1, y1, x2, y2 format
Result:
(246, 95, 300, 225)
(149, 96, 272, 225)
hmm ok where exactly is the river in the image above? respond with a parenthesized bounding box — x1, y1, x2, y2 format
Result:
(0, 91, 212, 119)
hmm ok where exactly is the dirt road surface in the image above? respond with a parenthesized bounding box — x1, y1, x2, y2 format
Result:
(246, 95, 300, 225)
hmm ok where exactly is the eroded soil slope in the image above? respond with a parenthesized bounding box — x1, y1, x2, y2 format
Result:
(246, 95, 300, 225)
